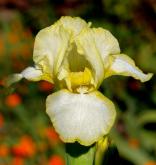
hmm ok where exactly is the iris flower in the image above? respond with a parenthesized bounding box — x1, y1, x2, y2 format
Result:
(10, 16, 153, 146)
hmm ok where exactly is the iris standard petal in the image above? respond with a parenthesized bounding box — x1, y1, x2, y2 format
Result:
(58, 16, 89, 36)
(46, 89, 116, 146)
(33, 23, 70, 81)
(75, 28, 105, 88)
(104, 54, 153, 82)
(91, 28, 120, 62)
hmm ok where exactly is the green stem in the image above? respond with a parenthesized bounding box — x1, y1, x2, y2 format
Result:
(94, 137, 109, 165)
(65, 143, 96, 165)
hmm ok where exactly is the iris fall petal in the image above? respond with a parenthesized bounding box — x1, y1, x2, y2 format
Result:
(46, 89, 116, 146)
(6, 67, 43, 86)
(104, 54, 153, 82)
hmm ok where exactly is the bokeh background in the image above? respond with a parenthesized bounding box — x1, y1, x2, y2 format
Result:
(0, 0, 156, 165)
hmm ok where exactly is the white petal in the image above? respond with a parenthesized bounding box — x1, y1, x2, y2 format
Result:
(91, 28, 120, 62)
(6, 73, 23, 86)
(46, 89, 116, 146)
(21, 67, 43, 81)
(75, 28, 105, 87)
(58, 16, 89, 36)
(75, 28, 120, 87)
(6, 67, 43, 86)
(33, 24, 70, 81)
(104, 54, 153, 82)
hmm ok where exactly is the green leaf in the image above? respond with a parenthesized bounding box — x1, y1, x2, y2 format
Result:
(137, 110, 156, 126)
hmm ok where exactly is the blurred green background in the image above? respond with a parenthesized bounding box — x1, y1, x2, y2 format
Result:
(0, 0, 156, 165)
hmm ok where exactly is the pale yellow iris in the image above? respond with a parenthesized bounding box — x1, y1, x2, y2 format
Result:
(9, 16, 153, 146)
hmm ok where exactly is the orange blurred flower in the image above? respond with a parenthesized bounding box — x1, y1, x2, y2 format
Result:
(0, 79, 5, 86)
(44, 127, 61, 144)
(8, 32, 19, 44)
(0, 38, 4, 56)
(22, 29, 32, 39)
(12, 136, 36, 157)
(11, 157, 24, 165)
(144, 161, 156, 165)
(0, 113, 4, 128)
(21, 44, 32, 57)
(39, 81, 54, 92)
(11, 20, 23, 32)
(5, 93, 22, 108)
(128, 137, 140, 149)
(0, 144, 9, 157)
(12, 59, 26, 71)
(48, 155, 65, 165)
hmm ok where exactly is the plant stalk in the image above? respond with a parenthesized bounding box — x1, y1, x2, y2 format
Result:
(65, 143, 96, 165)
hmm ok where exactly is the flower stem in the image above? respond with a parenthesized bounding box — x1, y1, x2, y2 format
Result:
(94, 137, 109, 165)
(65, 143, 96, 165)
